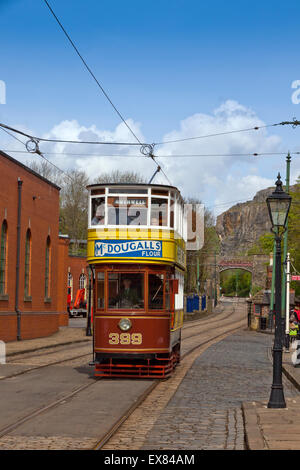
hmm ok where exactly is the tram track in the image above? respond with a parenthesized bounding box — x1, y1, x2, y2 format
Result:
(1, 343, 93, 381)
(0, 301, 246, 448)
(94, 302, 246, 450)
(0, 301, 233, 381)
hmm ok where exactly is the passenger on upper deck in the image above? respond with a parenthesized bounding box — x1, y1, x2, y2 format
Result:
(91, 204, 105, 225)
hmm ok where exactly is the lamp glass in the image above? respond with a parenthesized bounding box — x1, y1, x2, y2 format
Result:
(268, 199, 290, 227)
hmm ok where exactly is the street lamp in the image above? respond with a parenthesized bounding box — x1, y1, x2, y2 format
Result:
(266, 173, 292, 409)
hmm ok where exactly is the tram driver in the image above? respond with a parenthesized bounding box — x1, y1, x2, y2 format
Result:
(112, 278, 141, 309)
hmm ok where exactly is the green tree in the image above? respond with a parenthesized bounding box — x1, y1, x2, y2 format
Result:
(59, 169, 90, 242)
(247, 232, 274, 255)
(94, 170, 146, 184)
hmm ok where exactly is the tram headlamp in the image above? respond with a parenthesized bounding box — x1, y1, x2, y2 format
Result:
(118, 318, 132, 331)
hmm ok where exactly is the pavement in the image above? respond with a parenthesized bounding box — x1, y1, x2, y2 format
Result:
(5, 320, 92, 357)
(137, 330, 298, 450)
(243, 342, 300, 450)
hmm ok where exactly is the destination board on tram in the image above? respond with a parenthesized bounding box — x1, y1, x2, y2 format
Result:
(94, 239, 162, 258)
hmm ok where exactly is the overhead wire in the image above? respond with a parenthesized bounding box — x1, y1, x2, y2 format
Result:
(42, 0, 142, 145)
(0, 126, 27, 146)
(0, 120, 297, 150)
(0, 122, 144, 146)
(0, 125, 73, 182)
(153, 123, 281, 146)
(1, 149, 300, 158)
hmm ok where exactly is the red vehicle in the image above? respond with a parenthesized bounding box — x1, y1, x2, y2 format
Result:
(87, 183, 186, 378)
(68, 288, 87, 318)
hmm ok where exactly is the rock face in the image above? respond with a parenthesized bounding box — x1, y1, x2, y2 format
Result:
(216, 187, 274, 257)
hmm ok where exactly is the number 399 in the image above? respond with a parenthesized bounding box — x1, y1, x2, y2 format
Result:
(108, 333, 142, 345)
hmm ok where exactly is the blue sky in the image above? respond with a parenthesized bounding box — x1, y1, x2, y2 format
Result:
(1, 0, 300, 213)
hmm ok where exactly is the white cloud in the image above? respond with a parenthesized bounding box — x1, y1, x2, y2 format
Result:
(1, 100, 286, 215)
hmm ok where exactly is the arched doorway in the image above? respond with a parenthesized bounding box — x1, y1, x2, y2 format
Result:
(219, 268, 252, 298)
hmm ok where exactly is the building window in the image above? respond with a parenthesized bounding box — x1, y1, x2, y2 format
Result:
(254, 304, 261, 315)
(79, 273, 87, 299)
(45, 236, 51, 299)
(79, 273, 86, 290)
(0, 220, 7, 295)
(68, 272, 73, 301)
(24, 229, 31, 298)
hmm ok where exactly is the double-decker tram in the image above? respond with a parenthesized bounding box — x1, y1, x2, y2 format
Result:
(87, 183, 186, 378)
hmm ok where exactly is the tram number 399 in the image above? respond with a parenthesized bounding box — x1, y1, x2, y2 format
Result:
(108, 333, 142, 345)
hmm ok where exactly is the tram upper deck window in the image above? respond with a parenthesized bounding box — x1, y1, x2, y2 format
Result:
(107, 197, 148, 226)
(108, 272, 144, 309)
(91, 197, 105, 226)
(150, 198, 168, 226)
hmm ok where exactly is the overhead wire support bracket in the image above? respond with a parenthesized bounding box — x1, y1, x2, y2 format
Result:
(25, 138, 41, 155)
(140, 144, 162, 184)
(278, 118, 300, 128)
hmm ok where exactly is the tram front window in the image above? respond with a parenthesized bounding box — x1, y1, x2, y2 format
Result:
(109, 273, 144, 309)
(108, 197, 147, 226)
(149, 274, 164, 310)
(91, 197, 105, 226)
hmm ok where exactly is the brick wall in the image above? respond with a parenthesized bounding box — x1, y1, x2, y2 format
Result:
(0, 151, 61, 341)
(0, 312, 59, 342)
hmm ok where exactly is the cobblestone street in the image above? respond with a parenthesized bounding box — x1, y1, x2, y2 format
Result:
(139, 331, 298, 450)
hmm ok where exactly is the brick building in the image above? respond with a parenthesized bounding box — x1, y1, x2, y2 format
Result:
(58, 236, 88, 310)
(0, 151, 74, 341)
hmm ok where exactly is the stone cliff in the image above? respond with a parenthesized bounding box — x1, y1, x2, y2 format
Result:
(216, 187, 274, 257)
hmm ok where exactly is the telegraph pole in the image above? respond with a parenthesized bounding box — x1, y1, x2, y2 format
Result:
(214, 251, 218, 306)
(285, 253, 291, 350)
(281, 154, 291, 325)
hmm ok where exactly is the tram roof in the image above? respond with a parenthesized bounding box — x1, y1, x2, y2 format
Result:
(87, 182, 183, 196)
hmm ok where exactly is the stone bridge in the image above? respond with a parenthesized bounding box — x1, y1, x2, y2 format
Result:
(204, 254, 270, 298)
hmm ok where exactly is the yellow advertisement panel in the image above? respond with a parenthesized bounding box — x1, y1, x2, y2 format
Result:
(87, 228, 186, 269)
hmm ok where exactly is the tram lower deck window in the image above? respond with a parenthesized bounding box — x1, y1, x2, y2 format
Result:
(96, 272, 105, 309)
(108, 273, 144, 309)
(148, 274, 164, 310)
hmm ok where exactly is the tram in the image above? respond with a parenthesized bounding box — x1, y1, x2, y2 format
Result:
(87, 183, 186, 378)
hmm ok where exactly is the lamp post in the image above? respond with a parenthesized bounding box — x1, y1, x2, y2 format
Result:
(266, 173, 292, 409)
